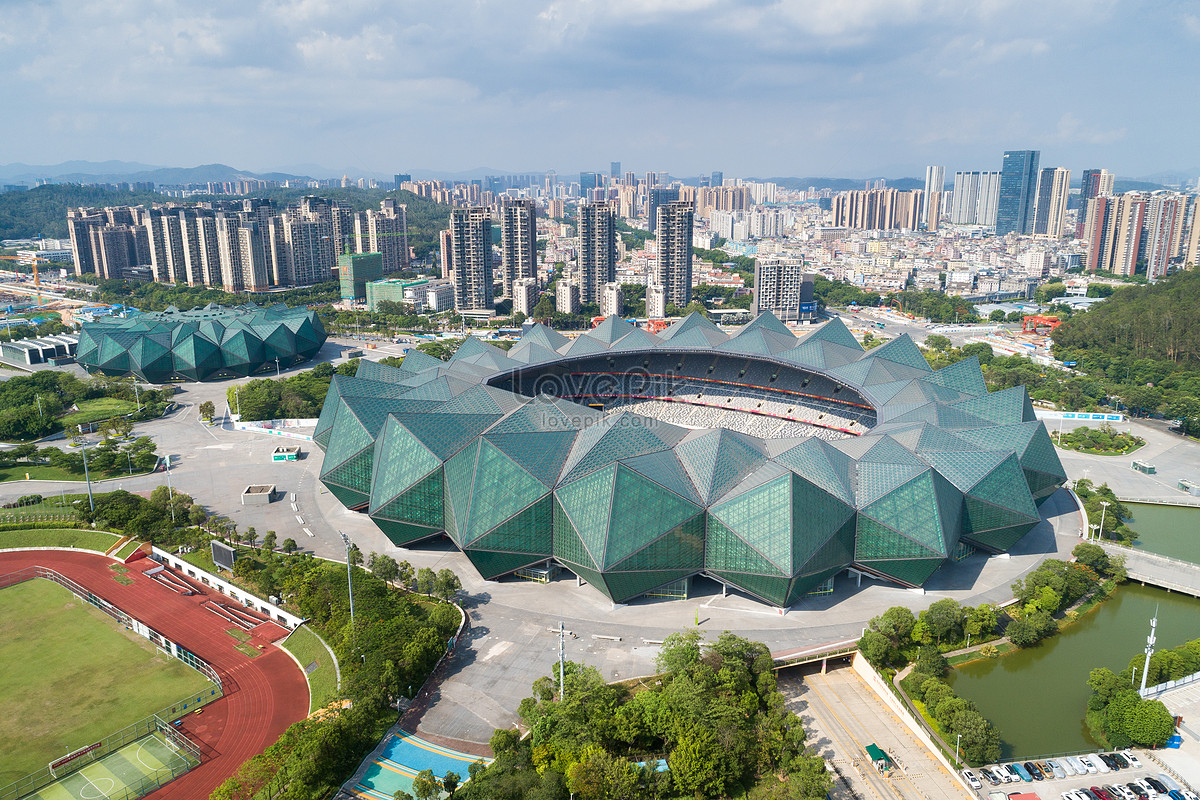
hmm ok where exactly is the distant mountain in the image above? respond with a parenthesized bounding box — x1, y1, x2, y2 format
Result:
(0, 161, 312, 186)
(756, 176, 925, 191)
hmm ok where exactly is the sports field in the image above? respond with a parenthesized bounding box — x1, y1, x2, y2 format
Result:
(24, 730, 196, 800)
(0, 578, 213, 784)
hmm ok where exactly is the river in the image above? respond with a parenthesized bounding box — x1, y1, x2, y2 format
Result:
(1126, 502, 1200, 563)
(948, 583, 1200, 759)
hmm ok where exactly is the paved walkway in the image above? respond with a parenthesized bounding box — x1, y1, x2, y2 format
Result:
(1052, 417, 1200, 503)
(1098, 542, 1200, 597)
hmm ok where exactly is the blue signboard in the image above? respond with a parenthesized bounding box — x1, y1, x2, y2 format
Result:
(799, 302, 816, 313)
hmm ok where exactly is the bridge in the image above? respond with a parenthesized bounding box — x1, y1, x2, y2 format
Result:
(771, 639, 859, 672)
(1098, 541, 1200, 599)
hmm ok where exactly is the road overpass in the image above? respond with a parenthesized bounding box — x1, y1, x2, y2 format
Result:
(1098, 542, 1200, 599)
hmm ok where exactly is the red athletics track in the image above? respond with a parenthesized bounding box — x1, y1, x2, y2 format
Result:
(0, 550, 310, 800)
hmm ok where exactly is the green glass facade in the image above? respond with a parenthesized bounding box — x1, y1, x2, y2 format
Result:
(77, 303, 325, 382)
(317, 313, 1066, 605)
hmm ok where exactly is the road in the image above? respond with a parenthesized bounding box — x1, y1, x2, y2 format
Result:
(782, 666, 972, 800)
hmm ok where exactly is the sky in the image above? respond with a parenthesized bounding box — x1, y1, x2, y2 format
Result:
(2, 0, 1198, 180)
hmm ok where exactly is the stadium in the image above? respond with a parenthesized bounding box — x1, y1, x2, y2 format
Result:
(76, 303, 326, 382)
(315, 313, 1066, 607)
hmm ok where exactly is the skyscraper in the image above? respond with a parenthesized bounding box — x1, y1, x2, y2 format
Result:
(653, 200, 693, 309)
(449, 208, 494, 311)
(996, 150, 1040, 236)
(1032, 167, 1071, 238)
(1085, 193, 1146, 277)
(610, 162, 621, 179)
(578, 201, 617, 304)
(922, 166, 945, 227)
(711, 171, 724, 188)
(647, 187, 679, 233)
(498, 198, 536, 298)
(1078, 169, 1115, 237)
(950, 172, 1001, 226)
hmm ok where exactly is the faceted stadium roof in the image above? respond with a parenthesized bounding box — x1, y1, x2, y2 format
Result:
(316, 313, 1066, 607)
(77, 303, 326, 382)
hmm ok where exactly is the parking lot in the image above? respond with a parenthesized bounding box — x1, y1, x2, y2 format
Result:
(969, 753, 1195, 800)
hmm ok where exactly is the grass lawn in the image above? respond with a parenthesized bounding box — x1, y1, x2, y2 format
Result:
(0, 578, 214, 784)
(281, 624, 338, 713)
(0, 463, 90, 482)
(60, 397, 139, 428)
(0, 528, 120, 552)
(114, 539, 141, 559)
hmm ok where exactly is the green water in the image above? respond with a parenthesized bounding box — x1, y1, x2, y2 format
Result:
(1127, 502, 1200, 563)
(948, 583, 1200, 759)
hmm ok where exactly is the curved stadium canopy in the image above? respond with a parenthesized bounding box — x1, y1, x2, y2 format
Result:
(316, 313, 1066, 607)
(77, 303, 326, 382)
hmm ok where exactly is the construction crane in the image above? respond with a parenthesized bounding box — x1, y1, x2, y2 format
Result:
(0, 254, 54, 306)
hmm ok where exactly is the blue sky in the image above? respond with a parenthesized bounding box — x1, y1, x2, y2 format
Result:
(2, 0, 1196, 179)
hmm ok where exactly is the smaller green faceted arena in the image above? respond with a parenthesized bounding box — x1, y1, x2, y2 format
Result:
(316, 314, 1068, 607)
(0, 578, 213, 785)
(76, 302, 327, 382)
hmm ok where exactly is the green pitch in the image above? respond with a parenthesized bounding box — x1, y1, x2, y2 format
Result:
(0, 578, 212, 785)
(26, 730, 197, 800)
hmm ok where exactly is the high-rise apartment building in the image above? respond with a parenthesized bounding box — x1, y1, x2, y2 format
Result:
(653, 201, 693, 308)
(354, 199, 409, 275)
(753, 258, 814, 322)
(830, 189, 923, 230)
(950, 172, 1001, 226)
(578, 201, 617, 304)
(449, 208, 494, 311)
(1032, 167, 1071, 238)
(498, 198, 536, 298)
(1143, 193, 1188, 279)
(339, 252, 383, 301)
(599, 282, 623, 318)
(513, 277, 539, 318)
(556, 281, 580, 314)
(1086, 194, 1146, 277)
(647, 187, 680, 233)
(996, 150, 1040, 236)
(1078, 169, 1115, 238)
(922, 166, 945, 227)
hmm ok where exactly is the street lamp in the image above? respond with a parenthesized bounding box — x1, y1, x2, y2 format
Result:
(338, 531, 356, 624)
(275, 356, 280, 377)
(1098, 500, 1110, 541)
(164, 454, 176, 525)
(1089, 523, 1100, 541)
(233, 385, 241, 416)
(79, 442, 95, 512)
(955, 733, 962, 767)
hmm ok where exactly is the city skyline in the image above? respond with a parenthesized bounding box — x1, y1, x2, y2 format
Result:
(2, 2, 1199, 179)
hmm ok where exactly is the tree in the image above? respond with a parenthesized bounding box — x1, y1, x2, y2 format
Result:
(198, 400, 216, 420)
(925, 334, 952, 352)
(963, 605, 998, 639)
(412, 769, 439, 800)
(433, 568, 462, 602)
(373, 554, 400, 586)
(396, 560, 414, 590)
(989, 309, 1007, 322)
(922, 598, 963, 644)
(670, 727, 727, 797)
(281, 537, 298, 554)
(951, 708, 1001, 765)
(393, 792, 414, 800)
(857, 629, 895, 667)
(442, 771, 461, 797)
(1124, 700, 1174, 746)
(871, 606, 916, 648)
(416, 567, 436, 595)
(1035, 282, 1067, 305)
(244, 526, 257, 547)
(261, 531, 277, 552)
(656, 629, 703, 674)
(348, 544, 363, 567)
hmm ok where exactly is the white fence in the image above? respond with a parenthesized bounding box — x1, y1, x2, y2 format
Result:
(230, 416, 319, 442)
(1141, 669, 1200, 700)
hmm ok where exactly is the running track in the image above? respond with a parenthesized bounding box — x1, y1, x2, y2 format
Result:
(0, 550, 310, 800)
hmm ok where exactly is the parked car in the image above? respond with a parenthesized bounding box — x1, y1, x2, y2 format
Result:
(1146, 779, 1170, 795)
(964, 769, 984, 790)
(1158, 776, 1184, 794)
(1047, 760, 1068, 779)
(1025, 761, 1045, 780)
(983, 767, 1001, 786)
(992, 765, 1014, 784)
(1091, 755, 1112, 774)
(1012, 763, 1033, 782)
(1006, 764, 1024, 783)
(1128, 782, 1150, 799)
(1090, 786, 1113, 800)
(1078, 756, 1100, 775)
(1122, 752, 1144, 770)
(1107, 753, 1127, 770)
(1132, 780, 1159, 797)
(1111, 784, 1137, 800)
(1038, 761, 1056, 779)
(1168, 791, 1186, 800)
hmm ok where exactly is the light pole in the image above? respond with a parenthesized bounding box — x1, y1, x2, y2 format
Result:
(275, 356, 280, 377)
(1089, 523, 1099, 541)
(80, 443, 95, 512)
(164, 455, 176, 525)
(1098, 500, 1110, 541)
(133, 382, 141, 412)
(35, 394, 43, 417)
(339, 531, 356, 624)
(234, 385, 241, 416)
(955, 733, 962, 767)
(126, 451, 133, 475)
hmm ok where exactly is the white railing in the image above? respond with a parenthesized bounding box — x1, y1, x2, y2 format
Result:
(151, 546, 304, 629)
(1140, 669, 1200, 699)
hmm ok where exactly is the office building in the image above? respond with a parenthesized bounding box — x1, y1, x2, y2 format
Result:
(922, 166, 945, 227)
(753, 258, 815, 322)
(711, 171, 723, 187)
(499, 199, 536, 298)
(996, 150, 1040, 236)
(448, 208, 494, 311)
(1032, 167, 1071, 238)
(610, 162, 621, 179)
(599, 282, 623, 318)
(556, 281, 580, 314)
(578, 201, 617, 303)
(339, 252, 383, 302)
(394, 173, 411, 187)
(513, 277, 539, 317)
(830, 189, 923, 230)
(1078, 169, 1115, 237)
(653, 200, 694, 309)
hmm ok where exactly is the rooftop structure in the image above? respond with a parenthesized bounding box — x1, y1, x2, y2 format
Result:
(77, 303, 325, 382)
(315, 314, 1065, 607)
